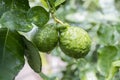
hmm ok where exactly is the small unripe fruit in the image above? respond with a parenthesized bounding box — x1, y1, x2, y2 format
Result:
(32, 24, 58, 52)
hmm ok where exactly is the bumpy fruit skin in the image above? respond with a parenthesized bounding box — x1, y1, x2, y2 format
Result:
(59, 26, 91, 59)
(32, 24, 58, 52)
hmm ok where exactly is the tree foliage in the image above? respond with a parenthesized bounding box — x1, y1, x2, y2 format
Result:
(0, 0, 120, 80)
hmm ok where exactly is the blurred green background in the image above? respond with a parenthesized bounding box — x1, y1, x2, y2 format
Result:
(18, 0, 120, 80)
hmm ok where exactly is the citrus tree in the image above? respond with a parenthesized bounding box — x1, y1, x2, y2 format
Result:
(0, 0, 120, 80)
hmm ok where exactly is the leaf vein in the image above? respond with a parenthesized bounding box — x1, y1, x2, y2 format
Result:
(2, 29, 9, 64)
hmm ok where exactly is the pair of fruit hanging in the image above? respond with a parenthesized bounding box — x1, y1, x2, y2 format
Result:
(32, 23, 91, 59)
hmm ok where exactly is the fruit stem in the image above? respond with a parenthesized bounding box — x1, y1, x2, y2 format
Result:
(51, 13, 64, 25)
(46, 0, 64, 25)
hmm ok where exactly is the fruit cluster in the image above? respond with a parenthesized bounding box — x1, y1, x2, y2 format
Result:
(32, 23, 91, 59)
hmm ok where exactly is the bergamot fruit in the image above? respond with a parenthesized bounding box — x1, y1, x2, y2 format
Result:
(32, 24, 58, 52)
(59, 25, 91, 59)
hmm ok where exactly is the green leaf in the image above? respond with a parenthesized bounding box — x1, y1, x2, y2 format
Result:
(115, 24, 120, 33)
(111, 60, 120, 69)
(27, 6, 49, 27)
(97, 24, 116, 45)
(106, 60, 120, 80)
(83, 0, 100, 11)
(55, 0, 65, 7)
(41, 0, 49, 9)
(39, 72, 51, 80)
(48, 0, 56, 8)
(97, 46, 118, 76)
(0, 10, 33, 32)
(116, 44, 120, 57)
(0, 0, 30, 17)
(0, 28, 25, 80)
(41, 0, 65, 11)
(115, 0, 120, 11)
(23, 36, 42, 73)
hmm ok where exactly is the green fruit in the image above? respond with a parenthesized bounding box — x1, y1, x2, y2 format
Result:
(32, 24, 58, 52)
(59, 26, 91, 59)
